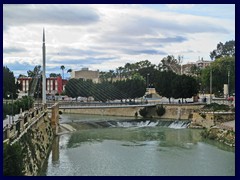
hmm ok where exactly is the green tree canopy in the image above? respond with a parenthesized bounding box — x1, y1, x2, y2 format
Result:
(49, 73, 61, 77)
(154, 71, 198, 102)
(3, 66, 19, 99)
(210, 40, 235, 60)
(200, 56, 235, 95)
(65, 79, 79, 99)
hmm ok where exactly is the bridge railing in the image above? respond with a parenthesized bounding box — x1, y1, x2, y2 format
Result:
(3, 104, 48, 144)
(45, 101, 150, 108)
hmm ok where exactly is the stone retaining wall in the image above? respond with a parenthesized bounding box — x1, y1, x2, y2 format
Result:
(61, 104, 204, 120)
(3, 103, 59, 176)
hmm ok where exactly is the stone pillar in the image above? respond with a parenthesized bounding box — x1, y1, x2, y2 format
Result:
(28, 114, 31, 123)
(19, 118, 25, 133)
(51, 103, 59, 135)
(6, 126, 10, 139)
(52, 136, 60, 162)
(12, 121, 16, 132)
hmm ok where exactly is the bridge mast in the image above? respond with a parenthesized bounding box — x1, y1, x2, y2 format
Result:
(42, 28, 46, 104)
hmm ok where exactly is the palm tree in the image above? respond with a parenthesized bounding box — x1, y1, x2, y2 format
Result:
(60, 65, 65, 79)
(116, 66, 124, 80)
(67, 69, 72, 73)
(67, 69, 72, 79)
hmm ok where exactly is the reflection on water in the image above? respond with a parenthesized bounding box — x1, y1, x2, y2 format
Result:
(41, 114, 235, 176)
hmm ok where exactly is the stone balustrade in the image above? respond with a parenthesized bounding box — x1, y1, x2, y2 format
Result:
(3, 104, 48, 143)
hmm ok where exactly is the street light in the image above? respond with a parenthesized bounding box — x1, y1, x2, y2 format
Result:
(7, 93, 13, 124)
(228, 70, 230, 98)
(147, 73, 150, 88)
(210, 68, 212, 104)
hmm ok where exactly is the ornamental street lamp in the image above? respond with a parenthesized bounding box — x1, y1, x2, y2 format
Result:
(228, 70, 230, 98)
(147, 73, 150, 88)
(7, 93, 13, 124)
(210, 68, 212, 104)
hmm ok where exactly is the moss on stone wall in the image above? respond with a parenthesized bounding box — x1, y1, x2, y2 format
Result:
(200, 128, 235, 147)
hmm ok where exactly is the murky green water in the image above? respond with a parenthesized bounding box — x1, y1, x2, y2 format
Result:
(41, 114, 235, 176)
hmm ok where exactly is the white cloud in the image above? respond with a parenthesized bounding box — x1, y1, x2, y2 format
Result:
(166, 4, 195, 9)
(3, 4, 235, 77)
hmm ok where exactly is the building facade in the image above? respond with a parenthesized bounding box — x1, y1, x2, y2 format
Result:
(71, 68, 99, 83)
(196, 59, 212, 69)
(17, 76, 64, 98)
(46, 77, 63, 95)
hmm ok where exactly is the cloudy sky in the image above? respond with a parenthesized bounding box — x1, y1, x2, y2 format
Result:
(3, 4, 235, 78)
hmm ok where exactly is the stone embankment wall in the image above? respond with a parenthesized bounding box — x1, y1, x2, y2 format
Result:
(190, 112, 235, 129)
(154, 104, 204, 119)
(190, 111, 235, 147)
(62, 106, 143, 117)
(18, 114, 53, 175)
(3, 103, 59, 176)
(61, 104, 204, 120)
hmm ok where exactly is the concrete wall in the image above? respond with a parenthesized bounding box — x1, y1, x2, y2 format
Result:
(190, 112, 235, 129)
(19, 114, 54, 175)
(191, 112, 215, 128)
(61, 104, 204, 120)
(3, 104, 58, 176)
(62, 106, 143, 117)
(155, 104, 204, 120)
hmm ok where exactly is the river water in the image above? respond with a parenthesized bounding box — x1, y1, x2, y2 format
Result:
(41, 114, 235, 176)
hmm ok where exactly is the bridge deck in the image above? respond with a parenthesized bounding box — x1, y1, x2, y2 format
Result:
(47, 104, 156, 109)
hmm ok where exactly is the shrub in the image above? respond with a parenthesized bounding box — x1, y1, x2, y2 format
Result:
(199, 113, 206, 119)
(203, 103, 229, 111)
(156, 105, 166, 116)
(4, 142, 24, 176)
(139, 107, 148, 117)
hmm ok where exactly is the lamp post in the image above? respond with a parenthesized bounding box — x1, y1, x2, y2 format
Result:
(147, 73, 150, 88)
(228, 70, 230, 98)
(7, 93, 13, 124)
(210, 68, 212, 104)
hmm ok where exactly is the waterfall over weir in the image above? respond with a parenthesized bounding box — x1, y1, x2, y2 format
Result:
(110, 120, 190, 129)
(72, 119, 191, 129)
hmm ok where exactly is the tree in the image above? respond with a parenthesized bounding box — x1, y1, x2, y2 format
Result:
(116, 66, 124, 80)
(154, 70, 198, 103)
(155, 71, 176, 103)
(18, 74, 27, 78)
(126, 76, 146, 101)
(65, 79, 79, 100)
(27, 65, 41, 78)
(67, 69, 72, 74)
(180, 75, 198, 100)
(3, 66, 19, 99)
(92, 82, 114, 102)
(3, 96, 34, 119)
(159, 55, 181, 74)
(190, 64, 201, 76)
(49, 73, 61, 77)
(4, 142, 24, 176)
(200, 56, 235, 95)
(60, 65, 65, 79)
(27, 66, 42, 98)
(156, 105, 166, 116)
(210, 40, 235, 60)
